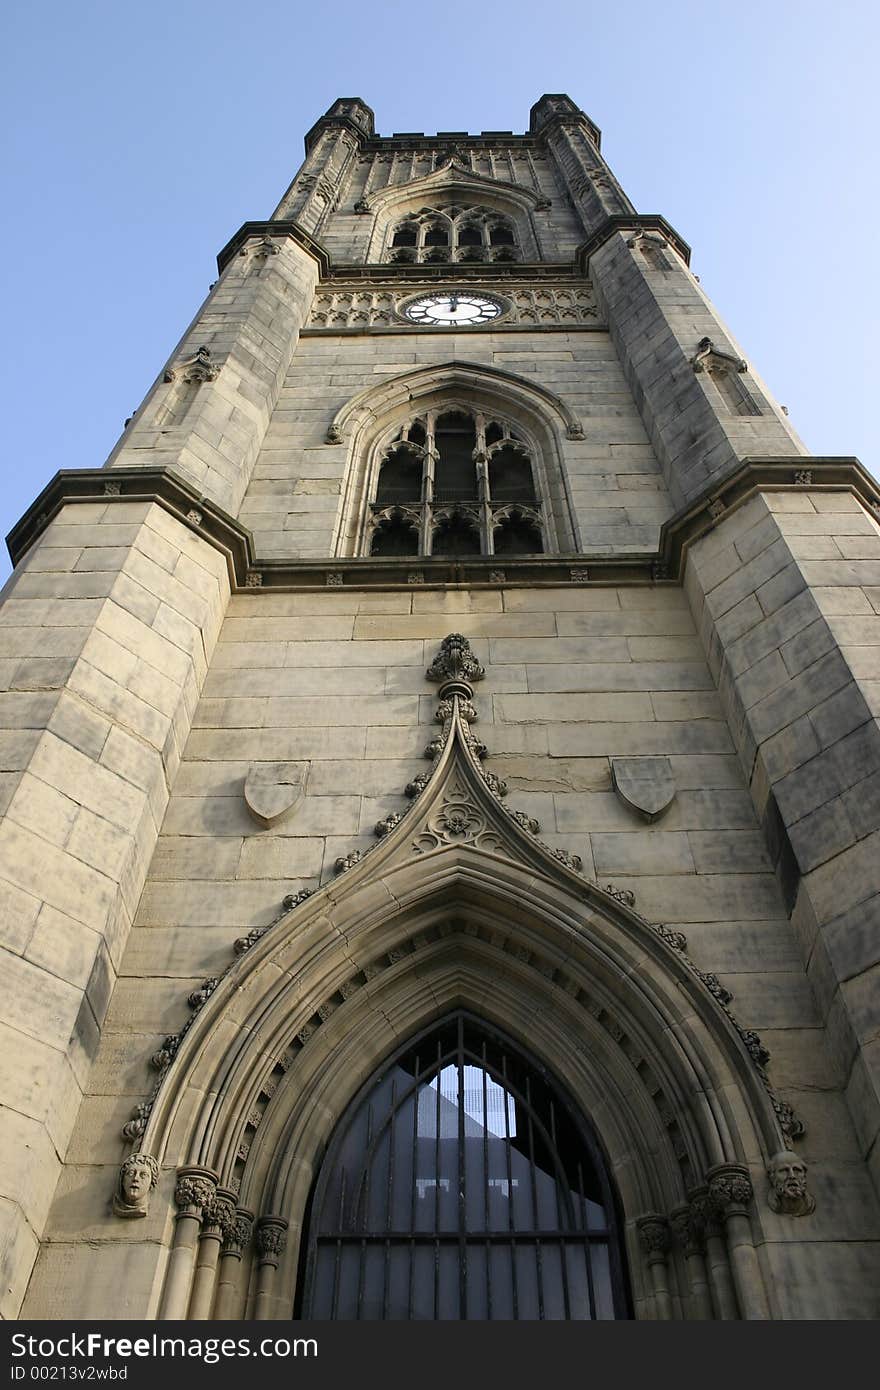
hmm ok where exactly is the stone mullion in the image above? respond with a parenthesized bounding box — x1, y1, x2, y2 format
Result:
(707, 1166, 770, 1320)
(636, 1214, 674, 1319)
(253, 1216, 289, 1320)
(474, 415, 492, 556)
(213, 1208, 255, 1319)
(160, 1167, 218, 1320)
(422, 414, 437, 556)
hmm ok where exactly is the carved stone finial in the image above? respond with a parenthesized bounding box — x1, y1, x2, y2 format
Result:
(767, 1151, 815, 1217)
(707, 1164, 754, 1220)
(256, 1216, 288, 1264)
(426, 633, 485, 689)
(174, 1167, 218, 1220)
(113, 1152, 159, 1219)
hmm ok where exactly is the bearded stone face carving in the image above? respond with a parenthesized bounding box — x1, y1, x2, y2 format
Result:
(113, 1153, 159, 1218)
(767, 1151, 815, 1217)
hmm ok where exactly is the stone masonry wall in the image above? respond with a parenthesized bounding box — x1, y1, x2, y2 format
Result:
(240, 329, 673, 558)
(685, 489, 880, 1197)
(21, 583, 880, 1319)
(0, 502, 229, 1317)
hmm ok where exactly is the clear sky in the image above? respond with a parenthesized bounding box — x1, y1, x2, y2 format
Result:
(2, 0, 878, 581)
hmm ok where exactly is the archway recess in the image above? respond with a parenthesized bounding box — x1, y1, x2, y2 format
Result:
(126, 636, 806, 1321)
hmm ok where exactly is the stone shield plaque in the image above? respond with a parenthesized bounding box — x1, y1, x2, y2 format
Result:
(611, 756, 676, 822)
(244, 762, 307, 827)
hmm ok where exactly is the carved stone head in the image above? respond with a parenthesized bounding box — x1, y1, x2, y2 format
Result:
(767, 1151, 815, 1217)
(114, 1153, 159, 1218)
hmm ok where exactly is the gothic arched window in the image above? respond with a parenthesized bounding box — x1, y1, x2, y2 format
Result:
(299, 1013, 629, 1319)
(386, 207, 520, 264)
(369, 408, 544, 557)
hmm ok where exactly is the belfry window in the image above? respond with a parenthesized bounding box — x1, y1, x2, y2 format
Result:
(369, 407, 544, 557)
(298, 1013, 629, 1320)
(385, 206, 520, 263)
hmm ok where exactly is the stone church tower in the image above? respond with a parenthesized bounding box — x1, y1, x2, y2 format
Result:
(2, 95, 879, 1321)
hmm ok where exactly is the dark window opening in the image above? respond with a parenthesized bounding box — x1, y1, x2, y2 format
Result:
(432, 513, 481, 555)
(434, 412, 478, 501)
(484, 422, 504, 446)
(299, 1012, 628, 1320)
(370, 513, 419, 556)
(376, 448, 422, 505)
(494, 512, 543, 555)
(458, 224, 483, 246)
(392, 225, 418, 247)
(489, 446, 536, 502)
(489, 224, 515, 246)
(424, 225, 449, 247)
(408, 420, 427, 447)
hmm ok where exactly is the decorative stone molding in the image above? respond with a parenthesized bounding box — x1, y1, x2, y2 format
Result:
(244, 762, 306, 828)
(793, 469, 813, 485)
(427, 632, 485, 688)
(307, 284, 597, 330)
(670, 1203, 705, 1258)
(692, 337, 747, 374)
(163, 345, 220, 385)
(222, 1208, 255, 1259)
(174, 1167, 218, 1221)
(255, 1217, 288, 1265)
(707, 1165, 754, 1221)
(203, 1189, 238, 1239)
(766, 1151, 815, 1217)
(636, 1214, 671, 1261)
(611, 756, 676, 822)
(113, 1153, 159, 1219)
(335, 850, 362, 874)
(245, 571, 263, 588)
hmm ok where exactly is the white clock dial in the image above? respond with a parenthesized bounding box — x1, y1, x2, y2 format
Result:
(403, 292, 503, 326)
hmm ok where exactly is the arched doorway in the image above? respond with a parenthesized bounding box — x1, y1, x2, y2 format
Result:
(298, 1012, 630, 1319)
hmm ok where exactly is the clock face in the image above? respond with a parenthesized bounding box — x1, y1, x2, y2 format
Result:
(403, 292, 504, 326)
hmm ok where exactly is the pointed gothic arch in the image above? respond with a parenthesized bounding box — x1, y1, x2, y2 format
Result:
(362, 164, 546, 262)
(129, 644, 801, 1321)
(328, 361, 584, 555)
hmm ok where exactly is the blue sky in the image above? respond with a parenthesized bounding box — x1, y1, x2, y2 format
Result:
(2, 0, 878, 581)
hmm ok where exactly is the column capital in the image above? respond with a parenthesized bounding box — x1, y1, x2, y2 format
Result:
(636, 1213, 671, 1263)
(255, 1216, 289, 1266)
(707, 1164, 754, 1221)
(174, 1166, 218, 1221)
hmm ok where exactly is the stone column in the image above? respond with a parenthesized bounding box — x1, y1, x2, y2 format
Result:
(188, 1187, 237, 1320)
(707, 1165, 770, 1320)
(670, 1201, 713, 1320)
(253, 1216, 289, 1321)
(214, 1208, 255, 1320)
(636, 1214, 674, 1320)
(160, 1167, 218, 1320)
(687, 1187, 736, 1320)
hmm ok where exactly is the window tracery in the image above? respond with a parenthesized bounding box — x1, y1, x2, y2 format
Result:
(369, 407, 543, 557)
(385, 205, 520, 264)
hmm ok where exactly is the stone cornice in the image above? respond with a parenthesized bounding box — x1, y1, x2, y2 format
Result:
(657, 457, 880, 579)
(216, 222, 331, 275)
(577, 215, 692, 268)
(8, 460, 877, 594)
(6, 468, 254, 586)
